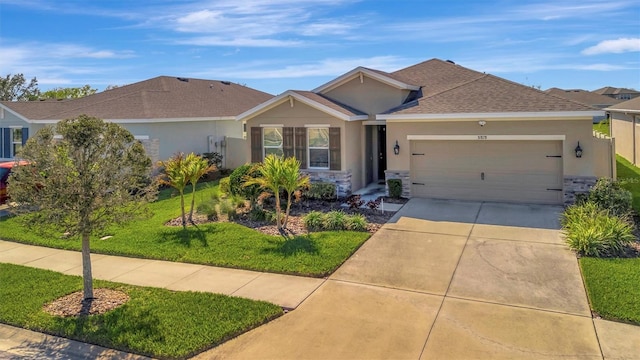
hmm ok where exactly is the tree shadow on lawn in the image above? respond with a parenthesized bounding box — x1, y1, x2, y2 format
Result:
(159, 226, 209, 248)
(262, 235, 319, 257)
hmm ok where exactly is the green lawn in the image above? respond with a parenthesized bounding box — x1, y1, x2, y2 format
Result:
(0, 182, 369, 277)
(580, 257, 640, 325)
(593, 121, 610, 136)
(577, 155, 640, 325)
(0, 263, 282, 359)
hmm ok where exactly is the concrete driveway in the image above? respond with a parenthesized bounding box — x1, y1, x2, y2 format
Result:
(199, 199, 635, 359)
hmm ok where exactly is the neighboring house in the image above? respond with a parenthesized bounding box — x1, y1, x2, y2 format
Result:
(607, 97, 640, 166)
(0, 76, 273, 167)
(545, 88, 622, 123)
(238, 59, 606, 205)
(594, 86, 640, 101)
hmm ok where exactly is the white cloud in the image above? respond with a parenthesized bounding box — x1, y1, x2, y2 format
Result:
(177, 37, 302, 47)
(195, 56, 410, 79)
(582, 38, 640, 55)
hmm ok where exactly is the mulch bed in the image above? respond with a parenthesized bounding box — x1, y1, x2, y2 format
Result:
(43, 288, 130, 317)
(165, 197, 408, 236)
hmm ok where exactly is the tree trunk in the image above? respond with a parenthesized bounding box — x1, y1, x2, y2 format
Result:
(81, 232, 94, 300)
(275, 194, 282, 230)
(188, 184, 196, 223)
(283, 192, 292, 229)
(180, 190, 186, 228)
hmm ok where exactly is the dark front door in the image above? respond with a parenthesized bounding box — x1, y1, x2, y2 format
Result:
(377, 125, 386, 181)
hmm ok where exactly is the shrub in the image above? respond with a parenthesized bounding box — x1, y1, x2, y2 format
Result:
(219, 177, 231, 195)
(305, 182, 336, 200)
(196, 202, 218, 221)
(561, 202, 635, 257)
(229, 164, 262, 208)
(219, 199, 238, 220)
(265, 210, 285, 225)
(588, 178, 633, 218)
(324, 210, 347, 230)
(249, 207, 267, 221)
(346, 195, 364, 209)
(303, 211, 325, 231)
(366, 199, 381, 210)
(387, 179, 402, 198)
(346, 213, 368, 231)
(201, 152, 223, 168)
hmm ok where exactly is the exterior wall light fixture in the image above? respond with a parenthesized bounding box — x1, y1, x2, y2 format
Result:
(393, 140, 400, 155)
(575, 142, 583, 158)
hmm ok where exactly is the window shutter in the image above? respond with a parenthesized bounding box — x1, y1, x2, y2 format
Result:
(283, 127, 294, 158)
(21, 128, 29, 145)
(295, 127, 307, 168)
(329, 127, 341, 171)
(2, 128, 9, 158)
(250, 127, 263, 163)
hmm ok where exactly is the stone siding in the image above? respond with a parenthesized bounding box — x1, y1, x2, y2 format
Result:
(564, 176, 597, 206)
(384, 170, 411, 198)
(302, 170, 352, 198)
(141, 138, 160, 165)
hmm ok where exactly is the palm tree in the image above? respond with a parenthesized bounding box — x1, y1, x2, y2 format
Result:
(158, 153, 190, 228)
(280, 156, 309, 229)
(244, 154, 309, 231)
(185, 153, 216, 223)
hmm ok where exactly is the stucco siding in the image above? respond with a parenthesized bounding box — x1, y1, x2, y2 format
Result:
(611, 113, 636, 165)
(120, 120, 243, 162)
(386, 119, 596, 178)
(323, 76, 411, 116)
(344, 120, 363, 190)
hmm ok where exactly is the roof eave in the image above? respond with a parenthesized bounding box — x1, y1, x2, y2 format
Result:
(31, 116, 237, 124)
(378, 111, 604, 121)
(604, 107, 640, 114)
(312, 67, 419, 94)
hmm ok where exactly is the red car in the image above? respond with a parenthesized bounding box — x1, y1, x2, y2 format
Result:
(0, 161, 28, 205)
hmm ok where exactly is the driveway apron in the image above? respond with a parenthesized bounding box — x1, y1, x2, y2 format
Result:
(199, 199, 604, 360)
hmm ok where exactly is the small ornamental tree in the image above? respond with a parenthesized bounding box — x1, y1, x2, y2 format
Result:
(185, 153, 216, 222)
(8, 115, 156, 301)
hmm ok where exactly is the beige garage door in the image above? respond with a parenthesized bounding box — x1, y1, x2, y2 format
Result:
(410, 140, 563, 204)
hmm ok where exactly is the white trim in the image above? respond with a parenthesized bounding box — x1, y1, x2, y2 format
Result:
(32, 116, 236, 124)
(407, 135, 566, 141)
(379, 111, 604, 121)
(362, 120, 386, 126)
(604, 107, 640, 114)
(312, 67, 420, 93)
(134, 135, 150, 140)
(307, 127, 330, 170)
(237, 90, 368, 122)
(304, 124, 330, 128)
(260, 124, 284, 127)
(8, 126, 22, 129)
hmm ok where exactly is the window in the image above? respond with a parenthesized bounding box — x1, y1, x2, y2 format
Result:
(11, 128, 22, 157)
(263, 127, 283, 157)
(308, 127, 329, 169)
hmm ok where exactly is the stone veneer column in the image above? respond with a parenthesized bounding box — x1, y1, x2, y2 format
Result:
(384, 170, 411, 198)
(563, 176, 597, 206)
(141, 139, 160, 165)
(301, 170, 352, 198)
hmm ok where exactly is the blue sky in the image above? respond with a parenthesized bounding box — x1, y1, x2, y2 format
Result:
(1, 0, 638, 95)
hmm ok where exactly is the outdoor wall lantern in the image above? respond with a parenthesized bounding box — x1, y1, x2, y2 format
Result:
(575, 142, 583, 158)
(393, 140, 400, 155)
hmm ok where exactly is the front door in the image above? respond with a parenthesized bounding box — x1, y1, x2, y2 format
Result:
(377, 125, 386, 182)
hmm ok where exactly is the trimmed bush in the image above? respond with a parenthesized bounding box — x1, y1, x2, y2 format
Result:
(303, 211, 325, 231)
(324, 210, 347, 230)
(346, 213, 368, 231)
(588, 178, 633, 218)
(387, 179, 402, 198)
(305, 182, 336, 200)
(229, 164, 262, 208)
(561, 202, 635, 257)
(219, 177, 231, 194)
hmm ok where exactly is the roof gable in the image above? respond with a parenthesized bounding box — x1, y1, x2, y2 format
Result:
(237, 90, 367, 122)
(313, 67, 420, 94)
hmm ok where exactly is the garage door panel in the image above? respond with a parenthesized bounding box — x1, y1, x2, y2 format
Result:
(410, 140, 563, 204)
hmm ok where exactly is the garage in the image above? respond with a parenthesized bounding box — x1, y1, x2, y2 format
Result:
(410, 139, 563, 204)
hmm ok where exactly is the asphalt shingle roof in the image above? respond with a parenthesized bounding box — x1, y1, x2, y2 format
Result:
(545, 88, 622, 107)
(1, 76, 273, 120)
(606, 97, 640, 112)
(290, 90, 366, 117)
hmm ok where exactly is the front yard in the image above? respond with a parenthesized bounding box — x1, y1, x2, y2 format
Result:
(578, 155, 640, 325)
(0, 263, 282, 359)
(0, 181, 371, 277)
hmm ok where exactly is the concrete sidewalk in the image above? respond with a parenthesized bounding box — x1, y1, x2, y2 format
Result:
(0, 240, 324, 309)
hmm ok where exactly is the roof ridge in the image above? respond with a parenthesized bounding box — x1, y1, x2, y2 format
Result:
(421, 73, 489, 99)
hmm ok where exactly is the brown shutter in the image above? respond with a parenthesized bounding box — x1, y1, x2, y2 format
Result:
(250, 127, 263, 163)
(283, 127, 294, 158)
(295, 127, 307, 168)
(329, 127, 341, 171)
